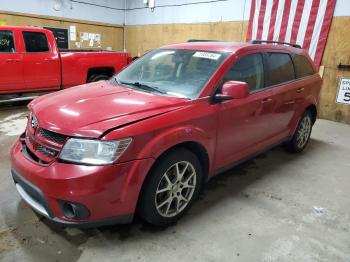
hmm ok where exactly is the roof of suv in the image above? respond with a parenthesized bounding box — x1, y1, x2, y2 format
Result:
(162, 41, 305, 55)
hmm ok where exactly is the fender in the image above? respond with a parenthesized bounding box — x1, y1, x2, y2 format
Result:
(136, 124, 214, 164)
(119, 125, 214, 211)
(288, 94, 318, 137)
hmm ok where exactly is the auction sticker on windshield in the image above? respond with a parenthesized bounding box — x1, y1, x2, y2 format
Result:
(193, 51, 221, 60)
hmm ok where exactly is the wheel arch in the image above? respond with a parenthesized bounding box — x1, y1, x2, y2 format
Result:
(154, 141, 210, 184)
(305, 104, 317, 124)
(134, 140, 210, 217)
(86, 67, 115, 82)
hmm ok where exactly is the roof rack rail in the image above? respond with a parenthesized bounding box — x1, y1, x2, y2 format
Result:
(249, 40, 301, 49)
(187, 39, 221, 42)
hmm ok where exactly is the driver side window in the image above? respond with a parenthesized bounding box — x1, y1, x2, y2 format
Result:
(223, 53, 264, 92)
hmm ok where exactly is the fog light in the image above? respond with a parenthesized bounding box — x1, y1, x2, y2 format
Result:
(59, 201, 90, 220)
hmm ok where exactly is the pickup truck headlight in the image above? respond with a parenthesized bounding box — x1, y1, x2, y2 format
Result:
(59, 138, 132, 165)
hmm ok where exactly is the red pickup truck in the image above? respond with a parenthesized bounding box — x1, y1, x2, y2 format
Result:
(0, 26, 131, 100)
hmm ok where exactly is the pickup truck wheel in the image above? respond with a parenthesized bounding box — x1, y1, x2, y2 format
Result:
(138, 148, 202, 226)
(87, 74, 110, 83)
(285, 111, 313, 153)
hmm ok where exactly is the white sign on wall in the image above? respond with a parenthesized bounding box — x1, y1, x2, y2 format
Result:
(336, 78, 350, 105)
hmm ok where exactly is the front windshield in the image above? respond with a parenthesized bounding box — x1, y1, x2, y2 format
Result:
(113, 49, 229, 99)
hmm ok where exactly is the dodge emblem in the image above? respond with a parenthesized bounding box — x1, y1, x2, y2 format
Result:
(31, 114, 38, 129)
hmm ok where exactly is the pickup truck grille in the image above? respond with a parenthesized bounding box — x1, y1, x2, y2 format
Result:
(23, 119, 68, 164)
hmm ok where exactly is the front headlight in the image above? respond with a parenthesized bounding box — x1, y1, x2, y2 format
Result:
(59, 138, 132, 165)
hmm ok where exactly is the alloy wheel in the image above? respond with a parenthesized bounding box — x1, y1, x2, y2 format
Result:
(155, 161, 196, 218)
(296, 116, 312, 148)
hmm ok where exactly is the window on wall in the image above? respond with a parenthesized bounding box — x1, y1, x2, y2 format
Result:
(22, 32, 50, 52)
(223, 53, 265, 92)
(266, 53, 295, 86)
(292, 54, 315, 78)
(0, 31, 15, 53)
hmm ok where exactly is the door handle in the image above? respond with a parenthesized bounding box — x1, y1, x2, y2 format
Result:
(296, 88, 305, 93)
(6, 59, 20, 63)
(44, 58, 56, 61)
(261, 98, 273, 104)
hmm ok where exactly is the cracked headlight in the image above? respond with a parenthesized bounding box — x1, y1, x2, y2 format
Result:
(59, 138, 132, 165)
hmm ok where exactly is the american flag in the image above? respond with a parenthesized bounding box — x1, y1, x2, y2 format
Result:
(246, 0, 337, 67)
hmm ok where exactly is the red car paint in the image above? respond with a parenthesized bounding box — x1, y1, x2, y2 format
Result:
(10, 41, 322, 226)
(0, 26, 131, 95)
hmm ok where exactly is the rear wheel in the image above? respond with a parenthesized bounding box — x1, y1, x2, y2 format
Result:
(87, 74, 110, 83)
(138, 148, 202, 226)
(285, 110, 313, 153)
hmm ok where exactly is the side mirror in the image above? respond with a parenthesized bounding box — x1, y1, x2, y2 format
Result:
(214, 81, 249, 102)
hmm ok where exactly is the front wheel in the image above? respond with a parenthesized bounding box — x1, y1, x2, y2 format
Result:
(138, 148, 202, 226)
(285, 111, 313, 153)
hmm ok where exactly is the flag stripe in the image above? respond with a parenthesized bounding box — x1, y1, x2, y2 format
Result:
(267, 0, 280, 40)
(247, 0, 336, 67)
(290, 0, 306, 44)
(309, 0, 328, 60)
(284, 0, 299, 43)
(262, 0, 274, 40)
(256, 0, 267, 39)
(302, 0, 320, 51)
(252, 0, 261, 39)
(314, 0, 336, 66)
(273, 0, 285, 41)
(296, 0, 314, 47)
(246, 0, 256, 41)
(278, 0, 292, 42)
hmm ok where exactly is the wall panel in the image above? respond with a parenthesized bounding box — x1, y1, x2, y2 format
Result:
(318, 16, 350, 124)
(0, 12, 124, 51)
(126, 21, 248, 56)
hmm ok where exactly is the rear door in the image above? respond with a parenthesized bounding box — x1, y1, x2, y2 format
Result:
(264, 52, 304, 137)
(22, 31, 60, 90)
(0, 30, 24, 93)
(215, 52, 277, 168)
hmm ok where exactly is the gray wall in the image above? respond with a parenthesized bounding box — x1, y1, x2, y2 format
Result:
(126, 0, 350, 25)
(125, 0, 251, 25)
(0, 0, 125, 24)
(1, 0, 350, 26)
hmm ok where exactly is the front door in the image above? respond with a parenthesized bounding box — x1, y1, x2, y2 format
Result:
(214, 53, 277, 168)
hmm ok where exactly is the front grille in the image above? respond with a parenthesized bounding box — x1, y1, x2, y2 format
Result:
(39, 128, 67, 144)
(24, 126, 68, 164)
(37, 144, 58, 157)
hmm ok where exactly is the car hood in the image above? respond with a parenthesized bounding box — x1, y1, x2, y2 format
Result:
(29, 81, 187, 138)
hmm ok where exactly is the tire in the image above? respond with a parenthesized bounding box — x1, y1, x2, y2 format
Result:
(285, 110, 313, 153)
(138, 148, 203, 226)
(87, 74, 110, 83)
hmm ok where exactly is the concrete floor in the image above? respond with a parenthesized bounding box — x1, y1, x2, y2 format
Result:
(0, 104, 349, 262)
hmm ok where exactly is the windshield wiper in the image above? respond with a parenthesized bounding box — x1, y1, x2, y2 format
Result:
(119, 81, 166, 94)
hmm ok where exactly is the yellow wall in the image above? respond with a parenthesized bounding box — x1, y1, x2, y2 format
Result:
(126, 18, 350, 124)
(318, 16, 350, 124)
(0, 11, 124, 51)
(125, 21, 247, 57)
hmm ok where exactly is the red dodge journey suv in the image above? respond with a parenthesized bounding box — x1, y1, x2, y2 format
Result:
(11, 41, 322, 227)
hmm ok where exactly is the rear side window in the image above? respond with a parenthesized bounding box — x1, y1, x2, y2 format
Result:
(22, 32, 49, 52)
(266, 53, 295, 86)
(293, 54, 315, 78)
(0, 31, 15, 53)
(223, 53, 264, 92)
